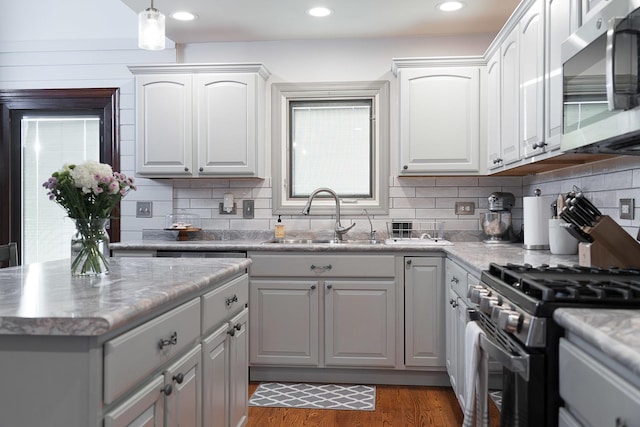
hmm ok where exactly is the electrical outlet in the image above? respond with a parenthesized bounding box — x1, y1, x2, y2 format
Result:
(455, 201, 475, 215)
(243, 200, 255, 219)
(136, 201, 152, 218)
(620, 198, 634, 220)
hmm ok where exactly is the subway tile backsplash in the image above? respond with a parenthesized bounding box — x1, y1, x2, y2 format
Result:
(126, 156, 640, 242)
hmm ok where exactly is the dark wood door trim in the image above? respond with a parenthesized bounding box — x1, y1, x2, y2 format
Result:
(0, 88, 121, 255)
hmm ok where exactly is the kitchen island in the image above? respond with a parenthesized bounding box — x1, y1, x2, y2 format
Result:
(554, 309, 640, 426)
(0, 257, 251, 427)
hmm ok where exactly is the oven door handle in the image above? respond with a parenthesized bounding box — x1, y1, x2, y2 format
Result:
(479, 334, 530, 382)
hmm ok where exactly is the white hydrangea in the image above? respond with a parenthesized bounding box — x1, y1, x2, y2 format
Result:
(71, 160, 114, 194)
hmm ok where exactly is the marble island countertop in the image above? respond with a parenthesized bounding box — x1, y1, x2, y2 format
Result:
(0, 257, 250, 336)
(554, 308, 640, 377)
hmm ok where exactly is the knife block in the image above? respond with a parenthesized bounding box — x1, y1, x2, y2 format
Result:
(579, 216, 640, 268)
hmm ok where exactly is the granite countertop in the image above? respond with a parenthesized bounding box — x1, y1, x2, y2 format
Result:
(554, 308, 640, 377)
(0, 257, 250, 336)
(111, 240, 580, 277)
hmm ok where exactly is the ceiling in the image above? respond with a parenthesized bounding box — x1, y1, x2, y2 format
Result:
(120, 0, 521, 44)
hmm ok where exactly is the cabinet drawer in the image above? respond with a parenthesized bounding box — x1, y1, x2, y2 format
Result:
(202, 274, 248, 334)
(559, 338, 640, 427)
(446, 260, 469, 297)
(249, 254, 395, 277)
(104, 298, 201, 404)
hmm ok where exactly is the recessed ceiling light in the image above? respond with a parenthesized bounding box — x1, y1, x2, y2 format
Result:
(436, 1, 465, 12)
(171, 11, 196, 21)
(307, 7, 332, 17)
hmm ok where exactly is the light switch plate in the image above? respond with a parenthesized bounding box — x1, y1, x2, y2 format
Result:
(620, 198, 634, 220)
(243, 200, 255, 219)
(136, 201, 152, 218)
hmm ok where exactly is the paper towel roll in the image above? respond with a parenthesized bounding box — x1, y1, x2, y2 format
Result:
(523, 196, 550, 249)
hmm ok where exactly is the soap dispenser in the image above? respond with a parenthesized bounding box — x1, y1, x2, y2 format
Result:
(275, 215, 285, 240)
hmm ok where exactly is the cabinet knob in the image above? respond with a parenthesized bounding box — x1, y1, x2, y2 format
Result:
(326, 284, 333, 289)
(227, 329, 236, 337)
(532, 142, 547, 150)
(451, 276, 459, 284)
(199, 167, 204, 172)
(172, 373, 184, 384)
(310, 284, 316, 290)
(234, 323, 242, 331)
(158, 331, 178, 350)
(161, 384, 173, 396)
(406, 259, 412, 265)
(403, 165, 408, 170)
(616, 417, 627, 427)
(184, 167, 189, 172)
(493, 158, 503, 164)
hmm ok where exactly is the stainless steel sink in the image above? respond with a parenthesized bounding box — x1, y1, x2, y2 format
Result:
(263, 239, 382, 245)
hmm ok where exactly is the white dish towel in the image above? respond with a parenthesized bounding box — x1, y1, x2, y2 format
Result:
(462, 320, 489, 427)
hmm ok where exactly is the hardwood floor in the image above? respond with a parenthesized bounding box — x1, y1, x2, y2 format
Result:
(247, 382, 501, 427)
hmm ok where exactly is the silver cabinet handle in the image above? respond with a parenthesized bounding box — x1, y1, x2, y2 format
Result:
(225, 294, 238, 307)
(310, 264, 332, 273)
(158, 331, 178, 349)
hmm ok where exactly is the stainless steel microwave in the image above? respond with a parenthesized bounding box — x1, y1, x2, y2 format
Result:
(562, 0, 640, 155)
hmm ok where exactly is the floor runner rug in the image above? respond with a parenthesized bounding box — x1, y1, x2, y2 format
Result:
(249, 382, 376, 411)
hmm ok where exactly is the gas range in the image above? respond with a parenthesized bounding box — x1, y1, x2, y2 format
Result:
(470, 263, 640, 347)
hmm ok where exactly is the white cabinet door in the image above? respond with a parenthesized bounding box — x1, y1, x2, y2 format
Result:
(104, 376, 165, 427)
(445, 284, 458, 391)
(324, 279, 397, 367)
(164, 345, 202, 427)
(399, 67, 480, 173)
(486, 50, 503, 170)
(202, 324, 229, 427)
(195, 74, 261, 176)
(405, 257, 445, 368)
(500, 29, 521, 165)
(135, 75, 193, 176)
(546, 0, 579, 150)
(228, 309, 249, 427)
(249, 280, 320, 366)
(519, 0, 546, 158)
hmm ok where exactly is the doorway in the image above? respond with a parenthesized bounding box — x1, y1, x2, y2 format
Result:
(0, 88, 120, 265)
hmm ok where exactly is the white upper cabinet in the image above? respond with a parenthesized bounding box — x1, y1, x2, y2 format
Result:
(500, 28, 521, 166)
(486, 50, 502, 170)
(129, 64, 269, 178)
(394, 61, 482, 174)
(546, 0, 580, 151)
(195, 73, 262, 176)
(134, 74, 194, 176)
(519, 0, 546, 158)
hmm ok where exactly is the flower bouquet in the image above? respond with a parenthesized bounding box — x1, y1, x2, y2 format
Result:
(42, 161, 136, 276)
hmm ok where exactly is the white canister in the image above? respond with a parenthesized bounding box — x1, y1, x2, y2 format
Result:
(548, 219, 579, 255)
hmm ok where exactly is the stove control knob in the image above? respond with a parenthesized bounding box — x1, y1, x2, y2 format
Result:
(479, 295, 501, 315)
(497, 310, 523, 334)
(468, 286, 489, 304)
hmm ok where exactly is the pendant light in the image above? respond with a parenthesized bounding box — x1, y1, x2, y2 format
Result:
(138, 0, 165, 50)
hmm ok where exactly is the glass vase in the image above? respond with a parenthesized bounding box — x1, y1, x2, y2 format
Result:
(70, 218, 110, 276)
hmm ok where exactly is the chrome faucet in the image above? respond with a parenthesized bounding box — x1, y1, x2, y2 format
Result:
(302, 187, 355, 241)
(362, 209, 377, 243)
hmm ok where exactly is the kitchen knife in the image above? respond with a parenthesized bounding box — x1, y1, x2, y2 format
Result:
(561, 222, 593, 243)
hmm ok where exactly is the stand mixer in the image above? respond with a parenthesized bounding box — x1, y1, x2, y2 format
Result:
(480, 192, 515, 243)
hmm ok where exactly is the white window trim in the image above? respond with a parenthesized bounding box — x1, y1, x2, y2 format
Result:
(271, 81, 390, 215)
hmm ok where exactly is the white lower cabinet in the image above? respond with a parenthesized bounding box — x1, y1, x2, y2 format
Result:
(404, 256, 445, 367)
(248, 253, 398, 369)
(325, 279, 396, 367)
(559, 337, 640, 427)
